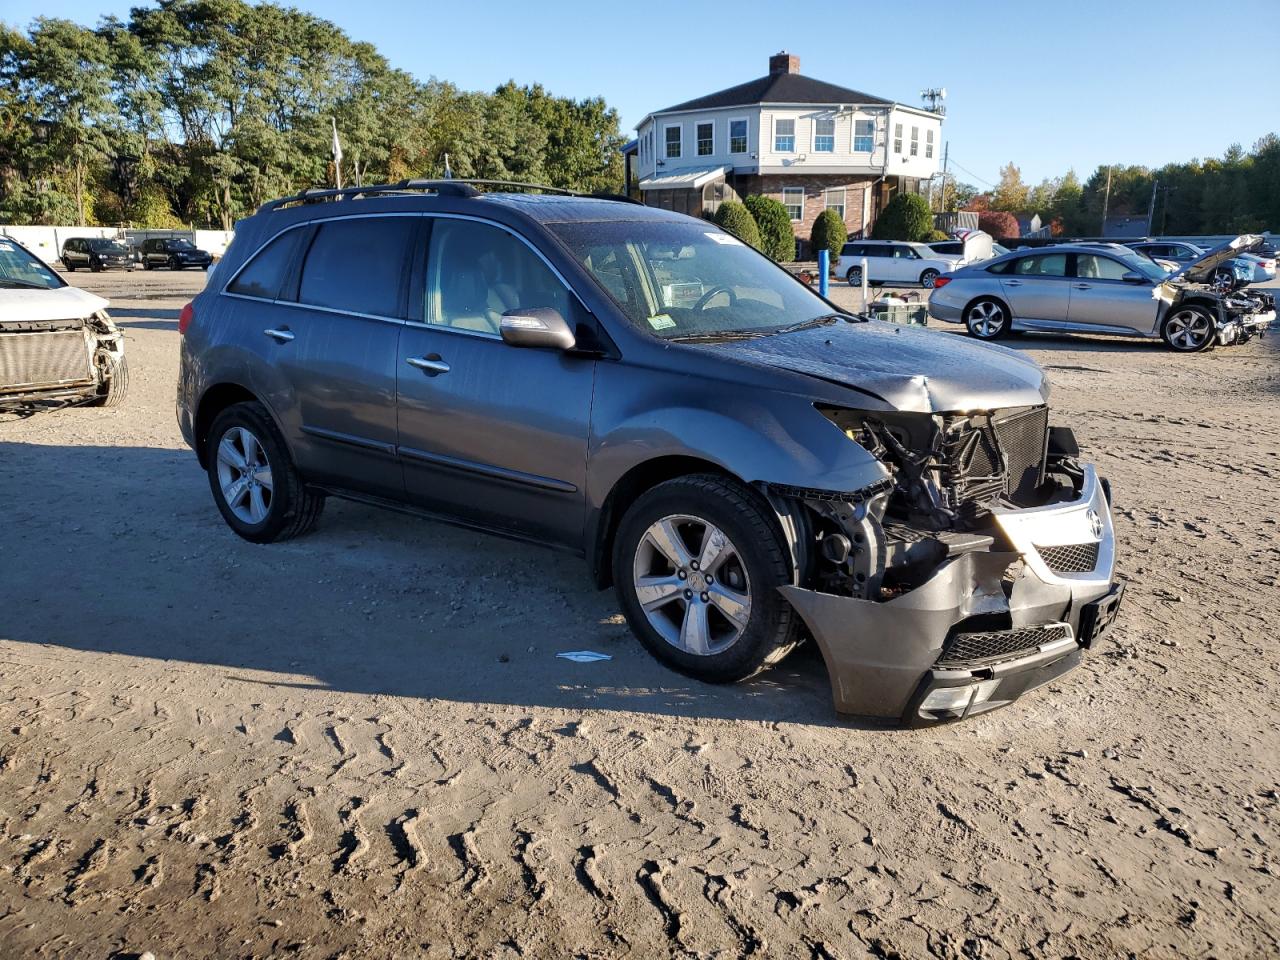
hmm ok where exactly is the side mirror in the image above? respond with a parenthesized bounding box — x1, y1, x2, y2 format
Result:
(500, 307, 576, 350)
(1121, 271, 1147, 284)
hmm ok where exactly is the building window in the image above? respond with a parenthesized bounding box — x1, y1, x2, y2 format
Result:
(926, 128, 935, 159)
(783, 187, 804, 221)
(814, 117, 834, 152)
(729, 118, 748, 154)
(696, 121, 713, 157)
(664, 124, 681, 159)
(910, 126, 919, 157)
(774, 118, 795, 153)
(824, 188, 846, 220)
(893, 123, 903, 154)
(854, 119, 874, 153)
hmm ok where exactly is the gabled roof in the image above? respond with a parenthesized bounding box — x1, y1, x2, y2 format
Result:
(656, 72, 892, 115)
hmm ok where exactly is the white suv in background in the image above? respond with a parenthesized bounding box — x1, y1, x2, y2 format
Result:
(838, 240, 958, 288)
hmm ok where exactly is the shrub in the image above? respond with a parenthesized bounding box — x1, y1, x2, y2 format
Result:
(744, 194, 796, 261)
(712, 201, 761, 250)
(809, 209, 847, 265)
(926, 228, 950, 242)
(977, 210, 1019, 241)
(870, 193, 933, 241)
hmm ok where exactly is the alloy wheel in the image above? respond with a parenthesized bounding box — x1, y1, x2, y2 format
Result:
(1165, 309, 1212, 350)
(967, 301, 1005, 337)
(216, 426, 274, 524)
(632, 514, 752, 656)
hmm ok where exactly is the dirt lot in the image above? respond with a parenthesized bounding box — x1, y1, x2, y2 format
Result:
(2, 267, 1279, 959)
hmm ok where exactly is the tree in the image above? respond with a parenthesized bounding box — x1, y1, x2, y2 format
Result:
(712, 200, 760, 250)
(809, 208, 846, 263)
(744, 194, 794, 261)
(871, 192, 932, 241)
(977, 210, 1019, 240)
(990, 162, 1028, 213)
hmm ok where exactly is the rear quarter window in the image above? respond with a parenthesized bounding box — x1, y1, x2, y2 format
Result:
(226, 228, 306, 300)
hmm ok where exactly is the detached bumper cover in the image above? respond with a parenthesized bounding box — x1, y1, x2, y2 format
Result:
(780, 465, 1120, 725)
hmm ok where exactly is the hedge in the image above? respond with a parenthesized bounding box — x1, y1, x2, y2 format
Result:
(809, 208, 847, 264)
(712, 201, 762, 250)
(870, 193, 933, 242)
(744, 194, 795, 262)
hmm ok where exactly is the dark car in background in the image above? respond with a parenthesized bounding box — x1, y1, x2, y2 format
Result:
(142, 237, 213, 271)
(176, 180, 1121, 727)
(61, 237, 134, 272)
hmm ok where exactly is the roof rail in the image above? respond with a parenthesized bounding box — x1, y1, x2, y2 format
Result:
(258, 177, 640, 214)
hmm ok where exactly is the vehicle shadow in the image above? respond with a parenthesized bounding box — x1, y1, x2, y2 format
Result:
(0, 440, 868, 730)
(110, 306, 180, 330)
(931, 326, 1166, 354)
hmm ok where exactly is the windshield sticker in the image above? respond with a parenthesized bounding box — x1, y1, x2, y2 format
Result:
(705, 232, 742, 246)
(0, 242, 12, 252)
(648, 314, 676, 330)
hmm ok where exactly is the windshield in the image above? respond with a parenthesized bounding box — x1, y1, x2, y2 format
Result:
(0, 238, 64, 289)
(167, 239, 196, 250)
(89, 240, 128, 253)
(551, 220, 838, 340)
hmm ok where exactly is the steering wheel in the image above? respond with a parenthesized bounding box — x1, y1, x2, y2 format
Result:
(693, 284, 738, 311)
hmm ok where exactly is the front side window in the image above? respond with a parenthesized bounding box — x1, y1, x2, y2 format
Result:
(774, 118, 795, 152)
(854, 119, 874, 153)
(551, 220, 839, 341)
(893, 123, 903, 154)
(425, 218, 570, 335)
(298, 216, 416, 316)
(696, 121, 714, 156)
(664, 125, 681, 159)
(729, 118, 748, 154)
(926, 129, 935, 159)
(910, 126, 919, 157)
(1013, 253, 1068, 277)
(1076, 254, 1134, 281)
(0, 238, 64, 290)
(893, 245, 919, 260)
(782, 187, 804, 221)
(814, 117, 835, 152)
(824, 188, 845, 219)
(227, 228, 306, 300)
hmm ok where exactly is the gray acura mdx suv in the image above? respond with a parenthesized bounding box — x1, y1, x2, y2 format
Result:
(177, 180, 1123, 726)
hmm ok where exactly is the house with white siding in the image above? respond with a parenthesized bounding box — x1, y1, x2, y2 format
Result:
(625, 52, 943, 244)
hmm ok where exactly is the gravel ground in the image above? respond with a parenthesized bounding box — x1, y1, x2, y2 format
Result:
(1, 268, 1278, 959)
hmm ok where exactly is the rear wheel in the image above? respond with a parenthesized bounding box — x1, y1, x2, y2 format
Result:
(613, 475, 801, 683)
(207, 402, 324, 543)
(920, 268, 940, 288)
(964, 297, 1011, 340)
(846, 266, 862, 285)
(1161, 305, 1215, 352)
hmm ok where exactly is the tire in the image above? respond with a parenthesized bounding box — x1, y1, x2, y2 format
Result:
(169, 257, 181, 271)
(920, 268, 940, 288)
(65, 260, 75, 272)
(206, 401, 324, 543)
(845, 266, 862, 286)
(1161, 305, 1216, 352)
(90, 259, 103, 273)
(612, 474, 801, 683)
(964, 297, 1011, 340)
(142, 258, 151, 271)
(202, 263, 210, 272)
(88, 353, 129, 407)
(1211, 267, 1234, 286)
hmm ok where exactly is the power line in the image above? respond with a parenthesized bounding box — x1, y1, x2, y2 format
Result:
(947, 159, 999, 189)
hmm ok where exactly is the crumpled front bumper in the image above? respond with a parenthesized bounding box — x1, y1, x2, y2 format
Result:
(780, 465, 1120, 726)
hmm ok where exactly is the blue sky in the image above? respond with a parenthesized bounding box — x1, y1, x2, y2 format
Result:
(8, 0, 1279, 187)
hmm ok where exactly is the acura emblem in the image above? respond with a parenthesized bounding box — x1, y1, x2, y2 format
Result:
(1087, 509, 1104, 540)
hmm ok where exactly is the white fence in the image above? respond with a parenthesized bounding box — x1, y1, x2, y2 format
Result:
(0, 224, 236, 261)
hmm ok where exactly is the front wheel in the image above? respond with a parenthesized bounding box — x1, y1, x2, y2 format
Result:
(613, 475, 801, 683)
(965, 297, 1011, 339)
(88, 353, 129, 407)
(169, 257, 181, 271)
(207, 402, 325, 543)
(920, 268, 940, 288)
(1161, 305, 1215, 352)
(65, 260, 76, 272)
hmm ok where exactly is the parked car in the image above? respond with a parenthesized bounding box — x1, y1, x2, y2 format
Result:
(838, 240, 958, 288)
(141, 237, 213, 271)
(1127, 240, 1274, 284)
(0, 236, 129, 410)
(177, 180, 1122, 726)
(61, 237, 134, 272)
(928, 237, 1275, 351)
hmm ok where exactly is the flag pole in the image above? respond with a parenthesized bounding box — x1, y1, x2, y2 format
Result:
(331, 117, 343, 190)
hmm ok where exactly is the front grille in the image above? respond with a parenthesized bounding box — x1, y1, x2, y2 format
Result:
(0, 330, 93, 391)
(992, 406, 1048, 502)
(936, 624, 1070, 668)
(1036, 542, 1100, 574)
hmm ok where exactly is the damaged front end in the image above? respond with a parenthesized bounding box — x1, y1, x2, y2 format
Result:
(0, 310, 125, 412)
(772, 405, 1122, 726)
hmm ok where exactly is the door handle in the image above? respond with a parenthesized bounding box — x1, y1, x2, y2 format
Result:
(1004, 279, 1023, 286)
(264, 328, 295, 343)
(406, 356, 450, 376)
(1073, 283, 1092, 290)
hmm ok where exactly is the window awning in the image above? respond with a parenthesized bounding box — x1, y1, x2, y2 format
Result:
(638, 165, 731, 191)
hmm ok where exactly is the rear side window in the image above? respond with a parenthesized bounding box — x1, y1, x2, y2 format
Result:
(227, 229, 305, 300)
(1012, 253, 1067, 277)
(298, 217, 416, 317)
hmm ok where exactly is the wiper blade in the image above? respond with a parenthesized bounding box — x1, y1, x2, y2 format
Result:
(774, 313, 847, 334)
(668, 329, 770, 342)
(0, 278, 53, 289)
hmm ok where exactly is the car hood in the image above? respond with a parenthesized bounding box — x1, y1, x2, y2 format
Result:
(693, 320, 1049, 413)
(1169, 235, 1262, 282)
(0, 285, 109, 324)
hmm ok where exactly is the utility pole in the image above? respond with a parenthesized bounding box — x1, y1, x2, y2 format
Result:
(940, 141, 950, 212)
(1146, 178, 1159, 236)
(1100, 166, 1112, 237)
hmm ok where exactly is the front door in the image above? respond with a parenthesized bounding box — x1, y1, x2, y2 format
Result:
(396, 216, 595, 548)
(999, 251, 1072, 322)
(1066, 252, 1160, 334)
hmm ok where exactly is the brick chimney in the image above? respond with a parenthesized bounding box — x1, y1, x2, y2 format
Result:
(769, 51, 800, 75)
